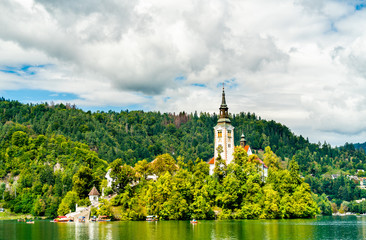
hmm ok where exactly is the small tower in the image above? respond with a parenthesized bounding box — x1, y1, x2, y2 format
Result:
(240, 133, 246, 148)
(240, 133, 252, 155)
(88, 186, 100, 206)
(210, 84, 234, 175)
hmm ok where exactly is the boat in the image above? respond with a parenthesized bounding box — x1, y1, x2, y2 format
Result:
(190, 219, 198, 224)
(78, 216, 86, 223)
(53, 216, 74, 222)
(26, 220, 34, 224)
(97, 215, 111, 222)
(17, 219, 26, 222)
(146, 215, 158, 221)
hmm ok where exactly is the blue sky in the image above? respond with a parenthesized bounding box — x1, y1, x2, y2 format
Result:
(1, 0, 366, 146)
(0, 64, 47, 76)
(0, 89, 77, 102)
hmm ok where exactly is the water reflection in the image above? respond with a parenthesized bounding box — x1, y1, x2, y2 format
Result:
(89, 221, 96, 240)
(4, 216, 366, 240)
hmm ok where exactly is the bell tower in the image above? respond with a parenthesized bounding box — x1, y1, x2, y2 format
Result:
(214, 84, 234, 165)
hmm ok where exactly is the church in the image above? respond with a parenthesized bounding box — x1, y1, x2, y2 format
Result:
(208, 86, 268, 177)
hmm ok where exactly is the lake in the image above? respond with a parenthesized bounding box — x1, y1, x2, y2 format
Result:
(1, 215, 365, 240)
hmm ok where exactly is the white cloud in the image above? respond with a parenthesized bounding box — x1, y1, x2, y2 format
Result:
(0, 0, 366, 145)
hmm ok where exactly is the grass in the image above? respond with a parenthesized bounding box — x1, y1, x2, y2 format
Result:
(0, 209, 33, 220)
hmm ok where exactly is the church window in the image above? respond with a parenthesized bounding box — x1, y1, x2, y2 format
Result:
(228, 130, 231, 138)
(218, 130, 222, 138)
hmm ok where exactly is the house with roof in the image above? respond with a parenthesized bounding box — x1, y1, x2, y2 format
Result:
(331, 174, 340, 180)
(89, 186, 100, 206)
(208, 86, 268, 179)
(359, 177, 366, 190)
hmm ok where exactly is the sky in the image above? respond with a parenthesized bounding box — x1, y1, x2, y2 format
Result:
(1, 0, 366, 146)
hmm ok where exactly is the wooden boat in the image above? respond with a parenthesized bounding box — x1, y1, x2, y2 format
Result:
(97, 216, 111, 222)
(17, 219, 26, 222)
(190, 219, 198, 224)
(146, 215, 158, 221)
(26, 221, 34, 224)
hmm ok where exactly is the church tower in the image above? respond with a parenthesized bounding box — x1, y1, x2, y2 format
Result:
(208, 85, 267, 177)
(213, 85, 234, 165)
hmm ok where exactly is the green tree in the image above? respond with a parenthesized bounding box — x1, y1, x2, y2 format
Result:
(0, 183, 5, 200)
(97, 199, 113, 217)
(214, 145, 226, 181)
(150, 154, 178, 176)
(32, 197, 46, 216)
(263, 146, 280, 169)
(134, 159, 150, 179)
(72, 166, 98, 199)
(260, 185, 280, 219)
(110, 159, 136, 193)
(11, 131, 28, 147)
(291, 183, 320, 218)
(313, 193, 332, 216)
(57, 191, 78, 216)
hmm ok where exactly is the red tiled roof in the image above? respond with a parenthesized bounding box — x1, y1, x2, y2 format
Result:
(207, 146, 268, 169)
(257, 158, 268, 168)
(88, 186, 100, 196)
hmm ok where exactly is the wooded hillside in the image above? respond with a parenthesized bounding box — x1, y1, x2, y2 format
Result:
(1, 98, 366, 217)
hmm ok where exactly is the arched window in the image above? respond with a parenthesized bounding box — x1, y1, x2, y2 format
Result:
(218, 130, 222, 138)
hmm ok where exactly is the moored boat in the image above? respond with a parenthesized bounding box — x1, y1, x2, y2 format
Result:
(146, 215, 158, 221)
(97, 215, 111, 222)
(53, 216, 74, 222)
(78, 216, 86, 222)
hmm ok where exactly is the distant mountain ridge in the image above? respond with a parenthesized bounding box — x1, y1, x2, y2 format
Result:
(354, 142, 366, 151)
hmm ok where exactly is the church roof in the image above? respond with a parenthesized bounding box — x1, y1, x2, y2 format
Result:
(257, 158, 268, 169)
(244, 145, 250, 152)
(88, 186, 100, 196)
(208, 145, 268, 168)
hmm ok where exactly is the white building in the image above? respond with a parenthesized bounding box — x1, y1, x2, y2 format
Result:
(105, 169, 113, 188)
(360, 178, 366, 190)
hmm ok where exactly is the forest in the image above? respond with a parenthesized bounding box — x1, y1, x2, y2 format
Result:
(0, 98, 366, 218)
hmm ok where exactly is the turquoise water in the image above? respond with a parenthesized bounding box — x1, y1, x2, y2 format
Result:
(1, 216, 365, 240)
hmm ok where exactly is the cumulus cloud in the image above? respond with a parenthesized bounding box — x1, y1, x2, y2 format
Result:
(1, 0, 366, 145)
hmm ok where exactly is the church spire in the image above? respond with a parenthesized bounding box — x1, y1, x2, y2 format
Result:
(218, 83, 230, 123)
(221, 83, 227, 107)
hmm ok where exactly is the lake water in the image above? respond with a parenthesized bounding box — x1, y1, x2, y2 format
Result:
(1, 216, 366, 240)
